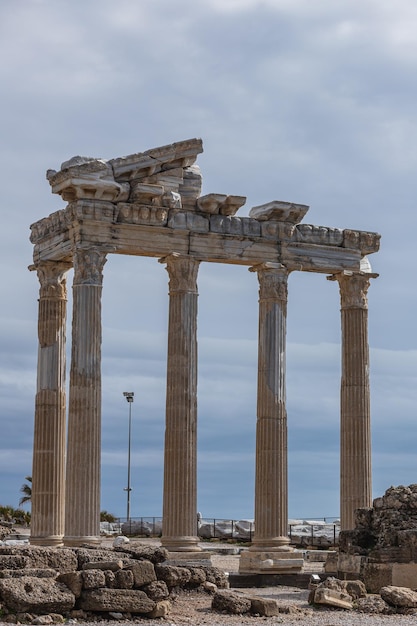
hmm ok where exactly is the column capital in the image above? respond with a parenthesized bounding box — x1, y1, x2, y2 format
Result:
(73, 247, 107, 286)
(32, 261, 72, 299)
(249, 263, 290, 302)
(328, 270, 378, 310)
(159, 253, 200, 294)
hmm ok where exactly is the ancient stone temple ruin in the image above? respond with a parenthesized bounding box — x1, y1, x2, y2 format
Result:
(29, 138, 380, 573)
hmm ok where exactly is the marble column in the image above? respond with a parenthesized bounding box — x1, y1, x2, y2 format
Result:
(30, 261, 71, 546)
(64, 247, 107, 546)
(329, 270, 377, 531)
(251, 263, 290, 548)
(240, 263, 302, 573)
(159, 253, 201, 552)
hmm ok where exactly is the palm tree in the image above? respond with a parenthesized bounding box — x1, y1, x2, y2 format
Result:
(19, 476, 32, 507)
(100, 510, 117, 523)
(0, 505, 15, 523)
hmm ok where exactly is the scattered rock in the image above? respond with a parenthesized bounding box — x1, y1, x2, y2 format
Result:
(313, 587, 353, 609)
(113, 536, 129, 547)
(212, 590, 251, 614)
(354, 593, 393, 613)
(146, 599, 171, 618)
(250, 596, 280, 616)
(380, 585, 417, 608)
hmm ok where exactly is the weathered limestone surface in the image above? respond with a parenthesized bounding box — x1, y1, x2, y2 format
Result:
(79, 588, 155, 613)
(0, 577, 75, 614)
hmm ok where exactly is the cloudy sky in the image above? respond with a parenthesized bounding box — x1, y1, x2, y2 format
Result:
(1, 0, 417, 524)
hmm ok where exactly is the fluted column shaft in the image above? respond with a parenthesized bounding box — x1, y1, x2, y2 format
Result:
(330, 270, 377, 530)
(64, 248, 106, 546)
(160, 254, 201, 552)
(31, 261, 71, 546)
(250, 263, 290, 549)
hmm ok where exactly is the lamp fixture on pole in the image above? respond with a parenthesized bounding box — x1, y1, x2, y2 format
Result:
(123, 391, 134, 522)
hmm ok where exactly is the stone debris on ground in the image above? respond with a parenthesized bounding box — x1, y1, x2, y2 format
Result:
(0, 540, 416, 625)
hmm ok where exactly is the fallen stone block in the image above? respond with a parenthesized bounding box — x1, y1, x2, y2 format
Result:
(0, 568, 56, 579)
(127, 560, 156, 587)
(106, 569, 135, 589)
(212, 590, 252, 614)
(18, 548, 77, 573)
(142, 580, 169, 601)
(154, 564, 191, 588)
(81, 569, 106, 589)
(0, 577, 75, 614)
(79, 588, 155, 614)
(344, 579, 367, 599)
(250, 597, 280, 616)
(75, 548, 130, 569)
(313, 587, 353, 609)
(114, 544, 168, 564)
(82, 559, 123, 571)
(0, 554, 28, 570)
(201, 566, 228, 588)
(380, 585, 417, 608)
(56, 572, 82, 597)
(186, 566, 206, 586)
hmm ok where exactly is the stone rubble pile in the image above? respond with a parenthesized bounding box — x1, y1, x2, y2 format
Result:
(338, 484, 417, 591)
(210, 576, 417, 617)
(0, 542, 228, 622)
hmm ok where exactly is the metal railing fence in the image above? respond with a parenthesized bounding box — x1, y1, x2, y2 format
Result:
(103, 516, 340, 547)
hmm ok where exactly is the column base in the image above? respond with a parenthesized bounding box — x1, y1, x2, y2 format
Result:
(30, 535, 64, 547)
(239, 547, 304, 574)
(249, 535, 291, 551)
(160, 536, 202, 552)
(63, 535, 101, 547)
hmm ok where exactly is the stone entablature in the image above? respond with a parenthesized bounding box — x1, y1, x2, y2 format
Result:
(31, 138, 379, 272)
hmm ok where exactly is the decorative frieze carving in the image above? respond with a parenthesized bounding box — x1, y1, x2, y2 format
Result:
(168, 211, 208, 232)
(117, 204, 168, 226)
(343, 229, 381, 255)
(295, 224, 344, 246)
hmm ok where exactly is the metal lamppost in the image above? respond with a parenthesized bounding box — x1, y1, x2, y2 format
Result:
(123, 391, 134, 522)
